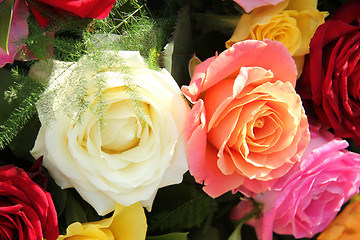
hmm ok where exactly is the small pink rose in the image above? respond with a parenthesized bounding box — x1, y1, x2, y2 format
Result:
(232, 0, 285, 13)
(231, 125, 360, 239)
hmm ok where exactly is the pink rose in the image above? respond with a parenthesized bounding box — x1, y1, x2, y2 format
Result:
(232, 0, 285, 13)
(182, 40, 309, 198)
(231, 125, 360, 239)
(0, 0, 29, 67)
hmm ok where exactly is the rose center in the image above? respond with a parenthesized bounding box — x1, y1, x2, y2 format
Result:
(100, 101, 143, 153)
(249, 13, 301, 55)
(254, 118, 264, 128)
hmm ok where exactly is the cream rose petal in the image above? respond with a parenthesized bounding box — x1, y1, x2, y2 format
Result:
(31, 51, 190, 215)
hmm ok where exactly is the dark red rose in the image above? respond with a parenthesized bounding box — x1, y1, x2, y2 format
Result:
(27, 157, 48, 189)
(0, 165, 58, 240)
(28, 0, 117, 27)
(296, 0, 360, 144)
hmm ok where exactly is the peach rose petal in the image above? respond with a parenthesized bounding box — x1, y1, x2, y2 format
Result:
(217, 148, 238, 176)
(205, 67, 275, 131)
(215, 109, 243, 175)
(231, 101, 270, 151)
(230, 147, 273, 179)
(183, 40, 297, 102)
(182, 56, 216, 103)
(202, 40, 297, 91)
(186, 103, 246, 197)
(185, 100, 208, 179)
(201, 144, 245, 197)
(205, 77, 306, 181)
(204, 79, 238, 130)
(208, 106, 241, 151)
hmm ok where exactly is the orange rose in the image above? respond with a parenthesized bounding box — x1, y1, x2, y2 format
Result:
(182, 40, 309, 197)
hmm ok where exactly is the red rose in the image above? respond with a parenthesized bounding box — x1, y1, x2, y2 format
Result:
(28, 0, 117, 27)
(296, 0, 360, 144)
(0, 165, 58, 240)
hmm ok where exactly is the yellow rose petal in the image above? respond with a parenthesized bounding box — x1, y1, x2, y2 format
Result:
(289, 10, 328, 56)
(226, 0, 327, 78)
(57, 222, 112, 240)
(109, 203, 147, 240)
(58, 203, 147, 240)
(287, 0, 317, 11)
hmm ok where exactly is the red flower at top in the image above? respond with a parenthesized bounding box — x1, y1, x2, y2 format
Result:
(28, 0, 117, 27)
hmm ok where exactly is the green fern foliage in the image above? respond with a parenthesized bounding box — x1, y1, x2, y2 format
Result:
(34, 0, 173, 126)
(0, 0, 174, 148)
(0, 70, 44, 150)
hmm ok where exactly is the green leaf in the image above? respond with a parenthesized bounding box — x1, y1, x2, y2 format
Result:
(65, 191, 88, 225)
(147, 184, 217, 232)
(0, 91, 41, 150)
(193, 14, 239, 35)
(8, 116, 41, 162)
(162, 41, 174, 73)
(162, 6, 193, 86)
(228, 221, 244, 240)
(47, 178, 69, 218)
(227, 198, 264, 240)
(0, 0, 14, 54)
(0, 69, 18, 122)
(26, 31, 49, 62)
(191, 226, 221, 240)
(26, 35, 48, 62)
(146, 232, 188, 240)
(24, 15, 54, 62)
(188, 55, 201, 79)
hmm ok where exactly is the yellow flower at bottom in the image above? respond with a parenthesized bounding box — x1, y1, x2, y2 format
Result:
(58, 203, 147, 240)
(318, 195, 360, 240)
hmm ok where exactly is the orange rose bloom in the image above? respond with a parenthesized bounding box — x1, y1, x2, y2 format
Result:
(182, 40, 310, 197)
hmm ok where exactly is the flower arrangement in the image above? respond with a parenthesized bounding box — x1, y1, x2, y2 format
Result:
(0, 0, 359, 239)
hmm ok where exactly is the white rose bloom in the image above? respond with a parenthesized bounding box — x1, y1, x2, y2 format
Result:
(31, 51, 190, 215)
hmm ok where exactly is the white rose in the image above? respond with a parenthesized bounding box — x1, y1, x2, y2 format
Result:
(31, 51, 190, 215)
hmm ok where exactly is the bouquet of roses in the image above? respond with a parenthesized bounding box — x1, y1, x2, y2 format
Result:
(0, 0, 359, 239)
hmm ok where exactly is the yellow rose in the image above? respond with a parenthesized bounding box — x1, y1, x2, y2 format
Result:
(58, 203, 147, 240)
(318, 195, 360, 240)
(226, 0, 328, 76)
